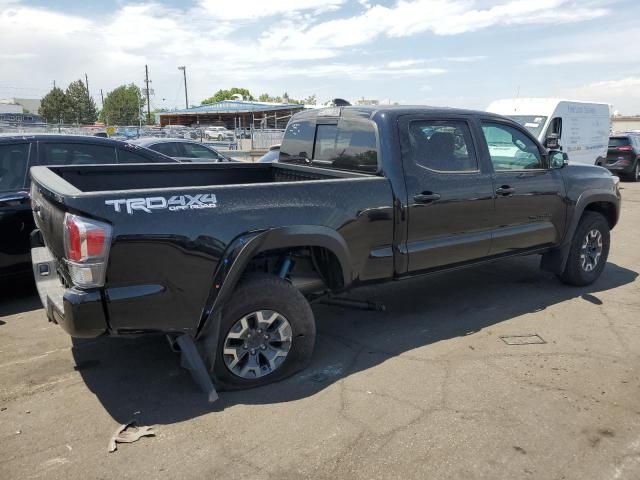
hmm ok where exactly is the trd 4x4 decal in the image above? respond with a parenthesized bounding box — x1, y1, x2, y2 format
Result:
(105, 194, 217, 214)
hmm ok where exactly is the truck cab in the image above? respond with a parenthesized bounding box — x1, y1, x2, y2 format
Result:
(486, 98, 612, 166)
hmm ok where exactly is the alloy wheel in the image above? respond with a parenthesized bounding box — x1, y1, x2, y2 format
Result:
(580, 229, 603, 272)
(222, 310, 292, 379)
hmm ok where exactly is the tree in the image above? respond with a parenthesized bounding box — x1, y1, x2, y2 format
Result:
(39, 86, 67, 124)
(99, 84, 145, 125)
(63, 79, 98, 124)
(201, 87, 254, 104)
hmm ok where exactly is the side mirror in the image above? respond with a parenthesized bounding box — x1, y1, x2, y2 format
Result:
(545, 133, 560, 149)
(549, 150, 569, 169)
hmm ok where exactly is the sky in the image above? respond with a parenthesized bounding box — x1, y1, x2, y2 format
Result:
(1, 0, 640, 114)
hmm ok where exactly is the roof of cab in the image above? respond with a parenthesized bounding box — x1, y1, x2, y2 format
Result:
(293, 104, 509, 122)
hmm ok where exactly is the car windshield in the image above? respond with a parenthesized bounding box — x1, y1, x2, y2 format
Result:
(507, 115, 548, 138)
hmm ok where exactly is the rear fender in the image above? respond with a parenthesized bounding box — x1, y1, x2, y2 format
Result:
(196, 225, 352, 337)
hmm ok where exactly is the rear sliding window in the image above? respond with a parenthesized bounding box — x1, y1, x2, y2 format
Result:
(609, 137, 630, 147)
(312, 120, 378, 173)
(0, 143, 29, 192)
(280, 117, 378, 173)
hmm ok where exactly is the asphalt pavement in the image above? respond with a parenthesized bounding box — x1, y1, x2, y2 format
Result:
(1, 183, 639, 480)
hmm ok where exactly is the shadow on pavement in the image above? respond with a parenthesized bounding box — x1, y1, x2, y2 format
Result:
(0, 277, 40, 318)
(71, 256, 638, 425)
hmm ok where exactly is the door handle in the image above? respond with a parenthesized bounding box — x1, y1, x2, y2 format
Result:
(496, 186, 515, 196)
(414, 192, 441, 203)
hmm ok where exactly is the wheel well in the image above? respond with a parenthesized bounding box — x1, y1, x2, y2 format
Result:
(584, 202, 617, 229)
(243, 246, 345, 293)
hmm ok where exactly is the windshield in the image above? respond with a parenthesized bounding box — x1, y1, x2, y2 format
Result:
(507, 115, 548, 138)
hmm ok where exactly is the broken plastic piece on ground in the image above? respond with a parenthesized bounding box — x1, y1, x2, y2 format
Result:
(108, 421, 155, 453)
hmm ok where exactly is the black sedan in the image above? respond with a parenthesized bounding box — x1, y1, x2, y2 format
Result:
(0, 134, 176, 283)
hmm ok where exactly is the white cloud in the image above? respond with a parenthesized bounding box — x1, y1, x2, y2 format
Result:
(587, 77, 640, 90)
(529, 52, 605, 66)
(387, 59, 425, 68)
(197, 0, 345, 21)
(443, 55, 486, 62)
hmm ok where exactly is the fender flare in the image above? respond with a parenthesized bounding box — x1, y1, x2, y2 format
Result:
(196, 225, 352, 337)
(541, 190, 619, 274)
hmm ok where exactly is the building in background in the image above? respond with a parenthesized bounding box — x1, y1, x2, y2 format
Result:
(0, 98, 42, 114)
(612, 116, 640, 132)
(157, 100, 305, 129)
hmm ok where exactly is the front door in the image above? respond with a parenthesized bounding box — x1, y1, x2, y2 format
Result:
(478, 119, 566, 254)
(399, 115, 495, 272)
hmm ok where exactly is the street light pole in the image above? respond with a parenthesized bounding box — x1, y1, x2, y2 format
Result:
(178, 66, 188, 109)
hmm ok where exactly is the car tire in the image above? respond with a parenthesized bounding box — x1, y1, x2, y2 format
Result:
(217, 134, 223, 141)
(204, 274, 316, 391)
(557, 211, 610, 286)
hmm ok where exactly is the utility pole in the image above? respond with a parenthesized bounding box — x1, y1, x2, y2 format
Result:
(53, 80, 56, 89)
(100, 89, 105, 107)
(144, 65, 151, 124)
(84, 73, 90, 96)
(178, 66, 188, 109)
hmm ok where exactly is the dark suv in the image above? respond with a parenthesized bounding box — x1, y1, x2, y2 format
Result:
(605, 134, 640, 181)
(0, 134, 175, 282)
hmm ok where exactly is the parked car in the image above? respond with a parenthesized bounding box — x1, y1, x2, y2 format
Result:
(257, 144, 280, 163)
(487, 98, 611, 165)
(204, 126, 234, 141)
(603, 133, 640, 181)
(129, 138, 230, 162)
(29, 106, 619, 398)
(0, 134, 175, 282)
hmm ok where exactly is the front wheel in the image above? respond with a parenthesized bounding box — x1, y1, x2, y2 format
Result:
(204, 275, 316, 390)
(557, 211, 610, 286)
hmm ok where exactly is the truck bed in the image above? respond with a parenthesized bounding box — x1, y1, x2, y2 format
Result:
(37, 161, 365, 194)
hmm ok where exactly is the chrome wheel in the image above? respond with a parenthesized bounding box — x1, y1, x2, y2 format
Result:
(223, 310, 292, 379)
(580, 229, 603, 272)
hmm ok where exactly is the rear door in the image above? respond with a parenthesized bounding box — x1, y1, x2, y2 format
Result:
(399, 114, 495, 272)
(0, 142, 33, 277)
(477, 118, 566, 254)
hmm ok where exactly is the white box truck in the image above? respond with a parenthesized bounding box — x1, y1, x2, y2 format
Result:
(487, 98, 611, 165)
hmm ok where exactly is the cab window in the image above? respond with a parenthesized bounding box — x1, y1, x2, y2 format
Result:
(407, 120, 477, 172)
(312, 119, 378, 173)
(149, 142, 181, 157)
(481, 122, 543, 171)
(118, 148, 155, 163)
(179, 143, 219, 160)
(279, 119, 315, 162)
(0, 143, 29, 192)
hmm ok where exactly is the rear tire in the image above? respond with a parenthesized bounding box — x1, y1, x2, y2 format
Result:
(204, 274, 315, 391)
(557, 211, 610, 286)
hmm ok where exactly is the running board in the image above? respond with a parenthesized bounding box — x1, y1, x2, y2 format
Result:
(175, 335, 219, 403)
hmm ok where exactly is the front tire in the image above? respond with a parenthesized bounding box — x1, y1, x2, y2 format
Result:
(557, 211, 610, 286)
(630, 161, 640, 182)
(205, 275, 316, 390)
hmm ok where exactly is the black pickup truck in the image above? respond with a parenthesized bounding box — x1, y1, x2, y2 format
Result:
(29, 106, 620, 392)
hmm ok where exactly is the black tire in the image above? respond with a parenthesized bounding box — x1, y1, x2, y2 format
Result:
(204, 274, 315, 391)
(557, 211, 610, 286)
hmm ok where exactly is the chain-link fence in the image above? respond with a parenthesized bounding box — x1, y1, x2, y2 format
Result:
(0, 123, 283, 151)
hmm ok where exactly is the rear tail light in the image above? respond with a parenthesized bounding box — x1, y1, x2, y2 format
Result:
(63, 213, 112, 288)
(617, 146, 633, 152)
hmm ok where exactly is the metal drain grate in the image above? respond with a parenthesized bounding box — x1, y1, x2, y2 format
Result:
(500, 334, 547, 345)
